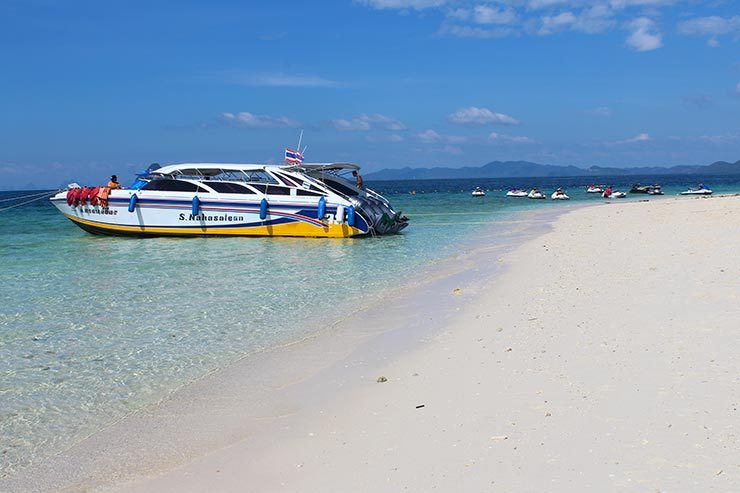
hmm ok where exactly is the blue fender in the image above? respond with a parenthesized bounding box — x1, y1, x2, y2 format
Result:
(191, 196, 200, 216)
(260, 198, 268, 220)
(128, 194, 138, 213)
(347, 205, 356, 227)
(317, 196, 326, 220)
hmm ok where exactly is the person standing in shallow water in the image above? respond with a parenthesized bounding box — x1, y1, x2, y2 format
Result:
(108, 175, 122, 189)
(352, 170, 363, 189)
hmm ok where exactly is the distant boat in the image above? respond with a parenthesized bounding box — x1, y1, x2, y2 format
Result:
(506, 188, 528, 197)
(551, 188, 570, 200)
(528, 188, 546, 199)
(681, 185, 712, 195)
(586, 185, 603, 193)
(472, 187, 486, 197)
(630, 183, 663, 195)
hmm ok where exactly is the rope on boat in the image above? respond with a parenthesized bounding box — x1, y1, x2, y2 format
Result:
(0, 190, 60, 212)
(0, 189, 59, 203)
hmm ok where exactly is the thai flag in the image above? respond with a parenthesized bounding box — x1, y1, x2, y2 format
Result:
(285, 148, 303, 164)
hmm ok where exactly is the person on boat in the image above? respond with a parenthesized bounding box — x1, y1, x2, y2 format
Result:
(108, 175, 122, 189)
(352, 170, 363, 189)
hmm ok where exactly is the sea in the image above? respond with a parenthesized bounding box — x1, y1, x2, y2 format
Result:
(1, 174, 739, 478)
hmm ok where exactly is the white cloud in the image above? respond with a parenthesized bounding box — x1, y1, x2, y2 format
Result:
(359, 0, 447, 10)
(489, 132, 536, 143)
(473, 5, 518, 25)
(370, 0, 682, 50)
(629, 132, 650, 142)
(440, 24, 517, 38)
(448, 106, 519, 125)
(417, 129, 467, 143)
(332, 113, 406, 131)
(677, 16, 740, 37)
(610, 132, 651, 144)
(538, 12, 578, 35)
(221, 112, 301, 128)
(626, 17, 662, 51)
(536, 5, 615, 35)
(417, 129, 442, 143)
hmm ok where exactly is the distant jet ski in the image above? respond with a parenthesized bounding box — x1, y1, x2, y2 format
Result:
(527, 188, 546, 199)
(551, 188, 570, 200)
(681, 185, 712, 195)
(506, 188, 528, 197)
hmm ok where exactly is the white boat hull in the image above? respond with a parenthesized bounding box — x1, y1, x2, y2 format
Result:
(51, 190, 368, 238)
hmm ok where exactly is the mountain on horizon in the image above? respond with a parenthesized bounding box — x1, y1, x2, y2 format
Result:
(364, 159, 740, 181)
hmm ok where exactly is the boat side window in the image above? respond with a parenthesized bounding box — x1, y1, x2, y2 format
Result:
(274, 172, 300, 187)
(205, 182, 257, 194)
(323, 178, 359, 196)
(142, 179, 209, 192)
(296, 189, 325, 196)
(243, 170, 279, 185)
(261, 185, 291, 195)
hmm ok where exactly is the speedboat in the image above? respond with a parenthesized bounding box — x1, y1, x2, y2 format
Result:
(551, 188, 570, 200)
(681, 185, 712, 195)
(528, 189, 546, 199)
(506, 188, 528, 197)
(631, 183, 663, 195)
(472, 187, 486, 197)
(50, 162, 409, 237)
(586, 185, 603, 193)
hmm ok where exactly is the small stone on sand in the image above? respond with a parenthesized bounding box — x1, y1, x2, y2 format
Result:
(376, 376, 388, 383)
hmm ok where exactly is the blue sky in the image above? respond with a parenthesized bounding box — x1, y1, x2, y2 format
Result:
(1, 0, 739, 188)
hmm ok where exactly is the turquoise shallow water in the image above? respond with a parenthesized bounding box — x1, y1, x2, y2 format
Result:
(1, 174, 739, 477)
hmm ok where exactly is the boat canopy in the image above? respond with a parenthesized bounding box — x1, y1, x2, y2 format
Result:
(153, 163, 268, 177)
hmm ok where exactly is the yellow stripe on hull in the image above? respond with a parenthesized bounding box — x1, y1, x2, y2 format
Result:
(65, 215, 365, 238)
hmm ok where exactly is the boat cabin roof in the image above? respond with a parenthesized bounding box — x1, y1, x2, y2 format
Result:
(153, 162, 361, 177)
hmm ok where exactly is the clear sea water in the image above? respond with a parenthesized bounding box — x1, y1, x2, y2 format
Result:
(1, 174, 739, 478)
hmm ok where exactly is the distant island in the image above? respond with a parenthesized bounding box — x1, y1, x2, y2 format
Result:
(364, 159, 740, 181)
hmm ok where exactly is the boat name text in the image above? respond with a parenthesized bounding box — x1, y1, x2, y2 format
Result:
(81, 208, 118, 215)
(179, 213, 245, 222)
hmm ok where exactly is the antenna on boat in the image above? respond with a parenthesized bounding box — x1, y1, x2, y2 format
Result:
(297, 130, 304, 154)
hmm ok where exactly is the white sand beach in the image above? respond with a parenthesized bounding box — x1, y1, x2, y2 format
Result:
(6, 195, 739, 492)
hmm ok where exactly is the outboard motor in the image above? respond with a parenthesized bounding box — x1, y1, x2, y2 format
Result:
(303, 167, 409, 235)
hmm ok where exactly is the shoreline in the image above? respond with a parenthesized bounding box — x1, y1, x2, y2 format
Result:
(3, 203, 566, 492)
